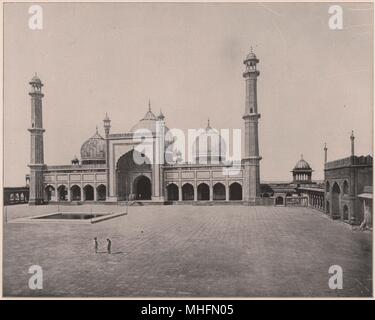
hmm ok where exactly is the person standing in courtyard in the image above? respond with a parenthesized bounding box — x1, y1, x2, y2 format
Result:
(107, 238, 112, 254)
(94, 237, 98, 254)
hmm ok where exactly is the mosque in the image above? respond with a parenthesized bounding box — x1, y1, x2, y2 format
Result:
(22, 47, 373, 227)
(27, 49, 264, 205)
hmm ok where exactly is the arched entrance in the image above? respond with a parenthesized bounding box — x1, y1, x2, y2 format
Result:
(167, 183, 179, 201)
(45, 185, 55, 201)
(275, 196, 284, 206)
(197, 183, 210, 200)
(83, 185, 94, 201)
(332, 182, 341, 217)
(134, 175, 151, 200)
(116, 150, 152, 200)
(97, 185, 106, 201)
(182, 183, 194, 200)
(57, 185, 67, 201)
(70, 185, 81, 201)
(229, 182, 242, 200)
(213, 183, 225, 200)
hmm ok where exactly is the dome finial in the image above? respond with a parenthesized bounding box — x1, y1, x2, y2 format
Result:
(158, 108, 165, 120)
(148, 99, 151, 112)
(301, 154, 303, 160)
(96, 125, 98, 133)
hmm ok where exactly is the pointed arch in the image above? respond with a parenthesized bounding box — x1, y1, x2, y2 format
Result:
(96, 184, 106, 201)
(70, 185, 81, 201)
(229, 182, 242, 200)
(182, 183, 194, 201)
(133, 175, 151, 200)
(332, 182, 341, 216)
(167, 183, 179, 201)
(197, 183, 210, 200)
(213, 182, 226, 200)
(57, 185, 68, 201)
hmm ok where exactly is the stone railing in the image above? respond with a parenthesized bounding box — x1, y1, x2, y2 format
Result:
(285, 196, 308, 207)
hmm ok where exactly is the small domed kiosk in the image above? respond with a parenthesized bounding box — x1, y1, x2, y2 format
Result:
(292, 154, 313, 184)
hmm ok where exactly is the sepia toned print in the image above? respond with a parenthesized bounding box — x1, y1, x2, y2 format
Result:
(2, 2, 373, 298)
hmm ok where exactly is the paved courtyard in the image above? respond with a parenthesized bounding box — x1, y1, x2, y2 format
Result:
(3, 204, 372, 297)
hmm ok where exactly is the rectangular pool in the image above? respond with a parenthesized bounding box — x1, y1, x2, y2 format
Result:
(10, 211, 127, 224)
(34, 213, 106, 220)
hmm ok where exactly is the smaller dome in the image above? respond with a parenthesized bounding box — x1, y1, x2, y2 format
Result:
(294, 155, 311, 170)
(80, 128, 106, 165)
(192, 119, 226, 164)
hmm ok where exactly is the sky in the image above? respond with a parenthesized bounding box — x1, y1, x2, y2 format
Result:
(3, 2, 373, 186)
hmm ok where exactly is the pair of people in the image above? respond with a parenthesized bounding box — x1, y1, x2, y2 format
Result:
(94, 237, 111, 254)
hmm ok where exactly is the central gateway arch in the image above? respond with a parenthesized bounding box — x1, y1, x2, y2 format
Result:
(116, 149, 152, 200)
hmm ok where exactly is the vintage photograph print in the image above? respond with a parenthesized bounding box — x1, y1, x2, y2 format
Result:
(2, 2, 373, 298)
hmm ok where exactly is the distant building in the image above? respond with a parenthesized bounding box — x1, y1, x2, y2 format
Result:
(261, 156, 317, 206)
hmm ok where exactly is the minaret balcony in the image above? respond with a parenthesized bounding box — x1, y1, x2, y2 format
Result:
(242, 113, 261, 120)
(243, 70, 260, 78)
(28, 92, 44, 98)
(28, 127, 45, 133)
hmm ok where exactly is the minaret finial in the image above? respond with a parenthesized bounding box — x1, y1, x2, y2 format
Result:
(207, 118, 211, 129)
(350, 130, 355, 156)
(96, 125, 98, 133)
(301, 153, 303, 159)
(324, 142, 328, 163)
(148, 99, 151, 112)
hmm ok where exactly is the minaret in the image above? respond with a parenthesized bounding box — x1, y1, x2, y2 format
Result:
(350, 130, 355, 156)
(152, 108, 165, 201)
(242, 48, 261, 202)
(324, 142, 328, 163)
(28, 74, 45, 205)
(103, 113, 111, 199)
(103, 112, 111, 138)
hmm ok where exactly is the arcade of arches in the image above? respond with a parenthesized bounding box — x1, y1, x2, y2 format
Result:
(166, 182, 243, 201)
(48, 184, 107, 202)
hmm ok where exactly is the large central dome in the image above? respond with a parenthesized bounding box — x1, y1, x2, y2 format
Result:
(130, 108, 158, 133)
(129, 102, 173, 146)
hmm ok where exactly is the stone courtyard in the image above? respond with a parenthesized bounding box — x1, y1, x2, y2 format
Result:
(2, 204, 372, 297)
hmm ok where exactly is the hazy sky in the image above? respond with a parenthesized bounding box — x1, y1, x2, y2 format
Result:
(4, 2, 373, 186)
